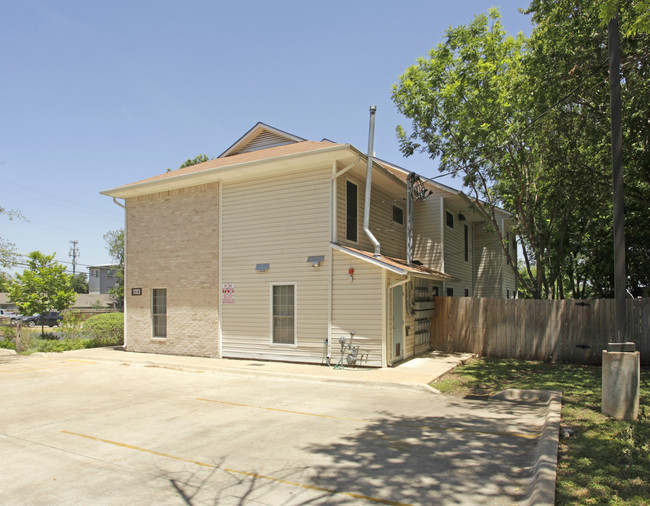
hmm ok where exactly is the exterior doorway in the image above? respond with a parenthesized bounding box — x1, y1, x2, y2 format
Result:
(392, 285, 404, 362)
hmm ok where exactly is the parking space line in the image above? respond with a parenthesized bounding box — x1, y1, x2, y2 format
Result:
(61, 430, 413, 506)
(197, 398, 541, 440)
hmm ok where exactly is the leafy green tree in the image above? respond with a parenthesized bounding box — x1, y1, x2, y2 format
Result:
(104, 229, 124, 309)
(69, 272, 89, 294)
(166, 154, 212, 172)
(8, 251, 77, 334)
(0, 271, 12, 292)
(598, 0, 650, 34)
(393, 9, 558, 298)
(179, 154, 211, 168)
(524, 0, 650, 297)
(393, 4, 649, 299)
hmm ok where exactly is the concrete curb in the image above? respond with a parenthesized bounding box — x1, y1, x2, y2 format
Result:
(61, 348, 445, 394)
(493, 389, 561, 506)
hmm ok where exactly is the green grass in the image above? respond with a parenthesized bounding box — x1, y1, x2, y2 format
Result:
(433, 358, 650, 505)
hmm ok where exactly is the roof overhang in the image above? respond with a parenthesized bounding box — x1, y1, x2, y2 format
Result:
(331, 242, 457, 282)
(102, 142, 407, 199)
(102, 143, 360, 199)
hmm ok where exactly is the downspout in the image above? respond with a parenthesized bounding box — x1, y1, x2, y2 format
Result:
(111, 197, 126, 349)
(363, 106, 381, 257)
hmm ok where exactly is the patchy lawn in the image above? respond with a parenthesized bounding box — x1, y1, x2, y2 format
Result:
(433, 358, 650, 505)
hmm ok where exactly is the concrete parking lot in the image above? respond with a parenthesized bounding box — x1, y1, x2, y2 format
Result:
(0, 351, 558, 505)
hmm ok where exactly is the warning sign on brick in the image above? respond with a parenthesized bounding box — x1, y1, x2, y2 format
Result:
(222, 283, 235, 304)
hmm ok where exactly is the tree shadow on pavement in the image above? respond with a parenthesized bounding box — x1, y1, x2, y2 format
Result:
(303, 405, 544, 505)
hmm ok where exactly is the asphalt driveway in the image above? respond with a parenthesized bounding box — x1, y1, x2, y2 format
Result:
(0, 352, 558, 505)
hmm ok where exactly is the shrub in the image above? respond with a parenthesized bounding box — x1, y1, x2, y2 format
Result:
(0, 337, 16, 350)
(60, 310, 84, 340)
(39, 331, 60, 340)
(1, 325, 16, 340)
(83, 313, 124, 346)
(35, 338, 93, 352)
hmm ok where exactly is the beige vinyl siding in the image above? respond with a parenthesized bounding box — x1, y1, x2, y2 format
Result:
(125, 183, 220, 357)
(413, 196, 443, 270)
(335, 174, 406, 259)
(473, 222, 503, 298)
(221, 166, 331, 363)
(331, 250, 383, 367)
(442, 204, 473, 296)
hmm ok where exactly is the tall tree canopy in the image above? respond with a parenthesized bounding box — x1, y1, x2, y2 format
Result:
(393, 1, 649, 298)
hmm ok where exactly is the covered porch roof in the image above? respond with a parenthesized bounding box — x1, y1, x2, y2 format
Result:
(330, 243, 457, 282)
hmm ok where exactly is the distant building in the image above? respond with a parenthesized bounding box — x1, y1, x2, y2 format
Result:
(88, 265, 119, 294)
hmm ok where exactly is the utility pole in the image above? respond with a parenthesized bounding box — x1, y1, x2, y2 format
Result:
(602, 14, 639, 422)
(608, 15, 626, 342)
(69, 240, 80, 276)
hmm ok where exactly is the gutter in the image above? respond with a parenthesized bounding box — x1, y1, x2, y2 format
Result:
(101, 143, 355, 199)
(110, 197, 127, 350)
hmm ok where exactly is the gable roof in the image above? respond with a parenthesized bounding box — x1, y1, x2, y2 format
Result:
(218, 122, 305, 158)
(102, 140, 349, 198)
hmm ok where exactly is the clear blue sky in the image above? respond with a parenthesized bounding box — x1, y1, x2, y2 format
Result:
(1, 0, 532, 277)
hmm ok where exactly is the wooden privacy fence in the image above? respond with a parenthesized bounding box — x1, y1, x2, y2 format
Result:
(431, 297, 650, 365)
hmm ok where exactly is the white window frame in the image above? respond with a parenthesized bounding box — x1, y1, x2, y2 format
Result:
(152, 288, 167, 339)
(270, 282, 297, 347)
(345, 179, 359, 243)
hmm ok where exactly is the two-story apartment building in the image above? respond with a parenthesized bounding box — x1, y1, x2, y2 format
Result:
(102, 122, 515, 367)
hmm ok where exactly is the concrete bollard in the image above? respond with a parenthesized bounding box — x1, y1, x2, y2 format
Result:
(602, 342, 640, 420)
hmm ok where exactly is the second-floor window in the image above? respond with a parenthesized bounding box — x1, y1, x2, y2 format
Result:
(392, 205, 404, 225)
(464, 224, 469, 262)
(446, 211, 454, 228)
(346, 181, 358, 242)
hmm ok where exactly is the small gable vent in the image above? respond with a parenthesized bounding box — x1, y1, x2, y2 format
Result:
(233, 131, 297, 155)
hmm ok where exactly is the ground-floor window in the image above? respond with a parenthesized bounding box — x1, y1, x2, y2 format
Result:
(152, 288, 167, 338)
(272, 284, 295, 344)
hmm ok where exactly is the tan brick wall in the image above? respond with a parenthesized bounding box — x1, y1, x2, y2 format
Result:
(125, 183, 220, 357)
